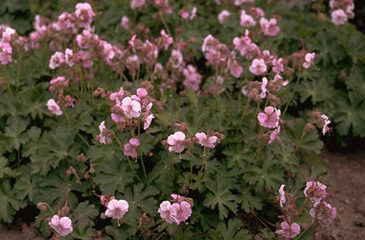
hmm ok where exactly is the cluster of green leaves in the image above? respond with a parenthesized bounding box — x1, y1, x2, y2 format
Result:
(0, 0, 346, 239)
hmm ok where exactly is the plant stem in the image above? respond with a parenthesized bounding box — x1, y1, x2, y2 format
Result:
(158, 10, 173, 37)
(293, 128, 307, 154)
(283, 76, 300, 117)
(16, 49, 23, 92)
(1, 67, 13, 99)
(140, 156, 147, 178)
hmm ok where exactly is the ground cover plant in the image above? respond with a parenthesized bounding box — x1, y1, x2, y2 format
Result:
(0, 0, 361, 239)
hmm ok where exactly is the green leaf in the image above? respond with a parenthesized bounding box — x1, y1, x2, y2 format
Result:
(204, 179, 239, 220)
(0, 157, 13, 178)
(71, 201, 98, 222)
(0, 179, 26, 223)
(211, 219, 252, 240)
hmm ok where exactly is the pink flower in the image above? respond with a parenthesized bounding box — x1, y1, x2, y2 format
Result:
(234, 0, 253, 5)
(321, 114, 331, 135)
(65, 48, 74, 67)
(55, 12, 74, 31)
(310, 201, 337, 222)
(158, 201, 177, 224)
(1, 27, 16, 42)
(49, 215, 73, 237)
(144, 114, 154, 130)
(303, 52, 315, 69)
(260, 18, 280, 36)
(109, 87, 125, 103)
(47, 99, 63, 116)
(75, 2, 95, 28)
(304, 181, 327, 204)
(131, 0, 146, 9)
(276, 222, 300, 239)
(183, 65, 202, 91)
(249, 58, 267, 75)
(218, 10, 230, 24)
(171, 201, 192, 224)
(331, 9, 348, 25)
(160, 30, 173, 50)
(195, 132, 218, 148)
(278, 184, 286, 207)
(105, 199, 129, 219)
(202, 35, 217, 52)
(49, 52, 65, 69)
(240, 10, 256, 28)
(121, 97, 141, 118)
(272, 58, 284, 73)
(98, 121, 107, 144)
(158, 200, 192, 225)
(123, 138, 140, 158)
(0, 41, 12, 65)
(229, 60, 243, 78)
(121, 16, 130, 30)
(167, 131, 186, 153)
(137, 88, 148, 98)
(170, 49, 184, 68)
(269, 126, 281, 144)
(259, 77, 268, 99)
(257, 106, 280, 128)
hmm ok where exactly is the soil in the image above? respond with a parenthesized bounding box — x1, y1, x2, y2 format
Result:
(320, 151, 365, 240)
(0, 151, 364, 239)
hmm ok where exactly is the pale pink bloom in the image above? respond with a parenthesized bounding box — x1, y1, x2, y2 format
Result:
(170, 49, 184, 68)
(249, 58, 267, 75)
(47, 99, 63, 116)
(331, 9, 348, 25)
(260, 18, 280, 36)
(272, 58, 284, 73)
(49, 52, 65, 69)
(1, 27, 16, 42)
(257, 106, 280, 128)
(76, 29, 97, 49)
(276, 222, 300, 239)
(121, 16, 130, 30)
(99, 40, 115, 62)
(171, 194, 185, 202)
(304, 181, 327, 204)
(218, 10, 230, 24)
(167, 131, 186, 153)
(144, 114, 154, 130)
(160, 30, 173, 50)
(131, 0, 146, 9)
(183, 65, 202, 91)
(241, 86, 248, 96)
(124, 137, 140, 158)
(202, 35, 217, 52)
(179, 9, 190, 20)
(0, 41, 12, 65)
(75, 2, 95, 28)
(109, 87, 125, 103)
(98, 121, 107, 144)
(121, 97, 141, 118)
(303, 52, 315, 69)
(195, 132, 218, 148)
(260, 77, 268, 99)
(253, 7, 265, 17)
(234, 0, 253, 5)
(65, 48, 74, 67)
(190, 7, 197, 20)
(78, 50, 93, 68)
(171, 201, 192, 224)
(158, 200, 192, 225)
(278, 184, 286, 207)
(233, 30, 257, 57)
(321, 114, 331, 135)
(137, 88, 148, 98)
(229, 60, 243, 78)
(111, 113, 125, 123)
(310, 201, 337, 222)
(55, 12, 73, 31)
(49, 215, 73, 237)
(269, 126, 281, 144)
(240, 10, 256, 28)
(158, 201, 177, 224)
(105, 199, 129, 219)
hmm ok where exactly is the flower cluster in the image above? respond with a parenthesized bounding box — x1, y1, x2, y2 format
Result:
(304, 181, 337, 222)
(109, 86, 155, 131)
(257, 106, 282, 144)
(0, 26, 17, 65)
(158, 194, 193, 225)
(329, 0, 354, 25)
(164, 129, 223, 153)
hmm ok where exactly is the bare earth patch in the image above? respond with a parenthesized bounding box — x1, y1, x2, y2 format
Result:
(0, 224, 44, 240)
(321, 151, 365, 239)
